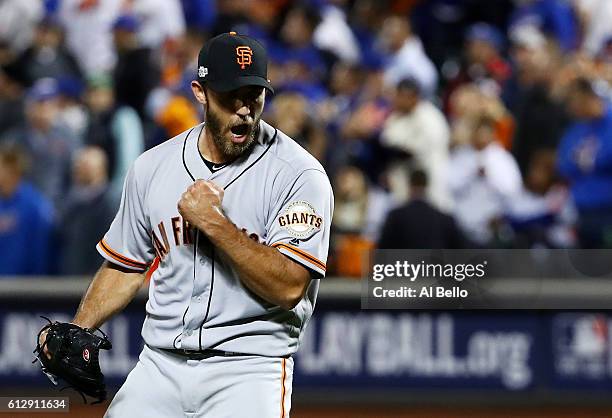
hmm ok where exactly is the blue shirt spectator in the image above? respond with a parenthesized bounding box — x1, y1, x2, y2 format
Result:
(180, 0, 216, 29)
(558, 98, 612, 209)
(510, 0, 579, 52)
(0, 144, 54, 275)
(557, 78, 612, 247)
(58, 146, 115, 275)
(5, 79, 80, 208)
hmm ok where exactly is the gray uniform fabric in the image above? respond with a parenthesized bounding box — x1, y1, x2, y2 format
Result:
(105, 345, 293, 418)
(96, 120, 333, 357)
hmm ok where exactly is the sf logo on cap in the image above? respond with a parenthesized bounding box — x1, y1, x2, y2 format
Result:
(236, 46, 253, 69)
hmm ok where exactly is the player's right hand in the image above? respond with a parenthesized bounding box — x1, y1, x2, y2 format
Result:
(178, 180, 226, 232)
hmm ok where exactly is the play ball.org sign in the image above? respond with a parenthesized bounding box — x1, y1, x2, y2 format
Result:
(295, 311, 535, 390)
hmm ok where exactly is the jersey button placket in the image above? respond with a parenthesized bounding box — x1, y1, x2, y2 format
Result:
(184, 255, 211, 347)
(180, 257, 209, 347)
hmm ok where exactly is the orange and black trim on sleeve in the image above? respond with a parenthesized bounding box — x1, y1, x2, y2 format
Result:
(280, 358, 287, 418)
(146, 256, 160, 281)
(271, 243, 326, 272)
(98, 239, 149, 270)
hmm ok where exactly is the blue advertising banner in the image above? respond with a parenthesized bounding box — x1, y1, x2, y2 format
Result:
(0, 298, 610, 393)
(0, 305, 144, 388)
(549, 313, 612, 390)
(294, 310, 539, 391)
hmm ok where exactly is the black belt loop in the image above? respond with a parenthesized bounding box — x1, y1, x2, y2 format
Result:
(161, 347, 244, 360)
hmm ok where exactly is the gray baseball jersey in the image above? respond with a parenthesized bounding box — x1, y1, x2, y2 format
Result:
(96, 120, 333, 357)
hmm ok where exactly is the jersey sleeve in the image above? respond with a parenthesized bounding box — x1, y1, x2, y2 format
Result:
(267, 169, 334, 278)
(96, 163, 154, 271)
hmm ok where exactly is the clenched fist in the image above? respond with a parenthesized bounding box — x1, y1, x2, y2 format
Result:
(178, 180, 226, 234)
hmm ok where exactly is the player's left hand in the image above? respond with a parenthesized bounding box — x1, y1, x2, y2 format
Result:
(178, 180, 226, 233)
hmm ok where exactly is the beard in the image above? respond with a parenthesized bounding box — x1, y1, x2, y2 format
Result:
(205, 106, 260, 160)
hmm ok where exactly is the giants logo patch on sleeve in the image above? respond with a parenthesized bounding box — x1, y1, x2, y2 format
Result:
(277, 201, 323, 239)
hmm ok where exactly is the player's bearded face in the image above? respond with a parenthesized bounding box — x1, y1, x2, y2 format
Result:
(205, 87, 265, 159)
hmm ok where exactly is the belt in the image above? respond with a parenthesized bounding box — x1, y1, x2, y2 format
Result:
(161, 347, 244, 360)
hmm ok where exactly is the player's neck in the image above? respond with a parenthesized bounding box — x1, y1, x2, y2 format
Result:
(198, 127, 229, 164)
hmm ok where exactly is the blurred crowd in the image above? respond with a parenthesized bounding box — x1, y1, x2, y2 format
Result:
(2, 0, 612, 277)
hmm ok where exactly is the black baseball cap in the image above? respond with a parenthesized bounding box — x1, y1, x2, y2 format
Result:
(197, 32, 274, 94)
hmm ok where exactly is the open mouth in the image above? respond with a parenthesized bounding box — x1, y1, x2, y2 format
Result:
(230, 123, 250, 139)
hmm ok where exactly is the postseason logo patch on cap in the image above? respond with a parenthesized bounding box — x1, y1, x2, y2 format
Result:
(277, 201, 323, 239)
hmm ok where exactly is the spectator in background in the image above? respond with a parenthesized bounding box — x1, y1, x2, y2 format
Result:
(267, 92, 327, 162)
(12, 15, 83, 87)
(0, 143, 53, 275)
(112, 14, 160, 120)
(211, 0, 249, 36)
(574, 0, 612, 56)
(333, 166, 372, 237)
(449, 116, 522, 245)
(505, 25, 568, 175)
(59, 146, 115, 275)
(448, 83, 515, 150)
(333, 164, 392, 240)
(158, 26, 207, 88)
(332, 165, 392, 276)
(148, 77, 200, 140)
(507, 149, 576, 248)
(596, 37, 612, 82)
(58, 0, 123, 75)
(274, 3, 327, 102)
(348, 0, 387, 70)
(232, 0, 279, 45)
(503, 24, 549, 111)
(128, 0, 186, 50)
(3, 0, 612, 266)
(278, 3, 323, 66)
(318, 62, 364, 127)
(56, 77, 89, 143)
(313, 0, 361, 65)
(316, 61, 366, 176)
(83, 73, 144, 206)
(378, 169, 466, 249)
(443, 23, 511, 112)
(409, 0, 515, 69)
(181, 0, 217, 31)
(2, 78, 79, 208)
(381, 78, 451, 210)
(0, 0, 44, 59)
(339, 67, 391, 182)
(146, 27, 204, 141)
(509, 0, 579, 52)
(0, 63, 27, 136)
(465, 23, 510, 85)
(380, 14, 438, 97)
(557, 77, 612, 247)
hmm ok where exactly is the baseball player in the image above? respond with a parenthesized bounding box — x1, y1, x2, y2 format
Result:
(42, 32, 333, 417)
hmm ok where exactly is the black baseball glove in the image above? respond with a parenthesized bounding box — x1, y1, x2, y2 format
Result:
(33, 317, 112, 404)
